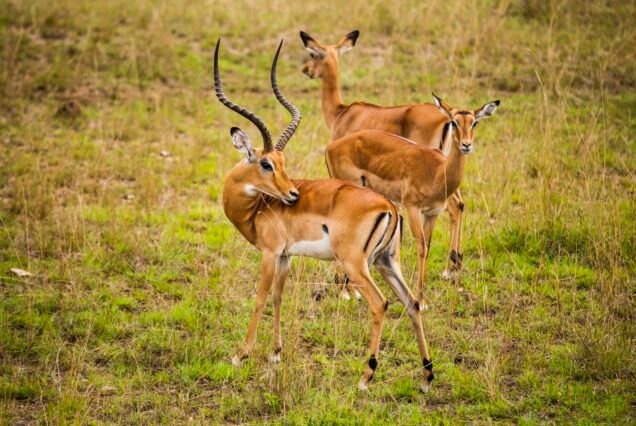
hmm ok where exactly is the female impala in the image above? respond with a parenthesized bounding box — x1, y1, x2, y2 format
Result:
(215, 39, 434, 391)
(325, 94, 499, 306)
(300, 30, 498, 279)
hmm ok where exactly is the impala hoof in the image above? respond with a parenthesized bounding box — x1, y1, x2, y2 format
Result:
(353, 289, 361, 300)
(358, 379, 369, 391)
(420, 382, 431, 393)
(231, 355, 242, 367)
(340, 291, 351, 301)
(442, 269, 459, 280)
(268, 352, 281, 363)
(415, 300, 429, 312)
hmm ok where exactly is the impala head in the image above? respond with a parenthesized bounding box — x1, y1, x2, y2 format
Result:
(300, 30, 359, 79)
(215, 39, 302, 206)
(432, 93, 500, 155)
(228, 127, 298, 205)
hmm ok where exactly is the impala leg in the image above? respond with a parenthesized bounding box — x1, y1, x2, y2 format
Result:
(444, 190, 464, 280)
(422, 213, 438, 262)
(406, 207, 428, 308)
(421, 213, 439, 303)
(233, 252, 276, 366)
(374, 233, 434, 392)
(270, 255, 290, 363)
(333, 263, 359, 300)
(343, 261, 388, 391)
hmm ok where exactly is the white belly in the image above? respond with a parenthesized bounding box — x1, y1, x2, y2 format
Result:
(287, 231, 334, 260)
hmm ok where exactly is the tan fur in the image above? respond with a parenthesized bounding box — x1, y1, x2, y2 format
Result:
(217, 40, 434, 390)
(326, 93, 498, 305)
(224, 151, 434, 390)
(301, 31, 479, 279)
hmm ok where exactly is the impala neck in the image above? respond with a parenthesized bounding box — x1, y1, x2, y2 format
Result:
(438, 136, 466, 198)
(222, 168, 268, 246)
(320, 55, 344, 129)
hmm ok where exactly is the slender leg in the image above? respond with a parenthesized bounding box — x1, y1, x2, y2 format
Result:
(444, 190, 464, 280)
(334, 263, 359, 300)
(422, 213, 438, 261)
(421, 213, 439, 304)
(232, 251, 277, 366)
(406, 207, 427, 307)
(270, 255, 290, 363)
(374, 232, 434, 392)
(342, 260, 388, 391)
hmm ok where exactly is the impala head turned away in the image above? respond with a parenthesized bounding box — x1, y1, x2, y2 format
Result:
(432, 93, 500, 155)
(215, 38, 435, 392)
(300, 30, 359, 79)
(228, 127, 298, 205)
(215, 39, 300, 206)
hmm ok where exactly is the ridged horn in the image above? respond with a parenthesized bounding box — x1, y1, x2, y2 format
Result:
(214, 38, 273, 152)
(271, 39, 302, 151)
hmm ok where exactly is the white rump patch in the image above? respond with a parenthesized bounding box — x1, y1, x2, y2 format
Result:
(287, 229, 334, 260)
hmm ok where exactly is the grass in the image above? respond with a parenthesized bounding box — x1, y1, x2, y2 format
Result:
(1, 0, 635, 423)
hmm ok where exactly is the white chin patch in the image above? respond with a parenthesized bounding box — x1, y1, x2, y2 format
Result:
(243, 184, 258, 196)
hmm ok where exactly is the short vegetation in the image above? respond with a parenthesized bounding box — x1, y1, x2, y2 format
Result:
(0, 0, 634, 423)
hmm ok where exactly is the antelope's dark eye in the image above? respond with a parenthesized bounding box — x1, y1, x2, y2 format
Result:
(260, 160, 273, 172)
(472, 121, 479, 128)
(451, 120, 459, 128)
(309, 52, 317, 59)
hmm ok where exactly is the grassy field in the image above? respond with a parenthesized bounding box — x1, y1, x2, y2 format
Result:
(1, 0, 635, 423)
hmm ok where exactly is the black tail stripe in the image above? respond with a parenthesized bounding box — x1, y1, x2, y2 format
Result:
(364, 213, 388, 253)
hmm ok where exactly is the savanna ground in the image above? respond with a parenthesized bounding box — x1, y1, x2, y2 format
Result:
(1, 0, 635, 424)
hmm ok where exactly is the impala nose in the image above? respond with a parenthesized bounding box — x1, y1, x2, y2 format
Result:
(284, 190, 299, 205)
(301, 65, 314, 78)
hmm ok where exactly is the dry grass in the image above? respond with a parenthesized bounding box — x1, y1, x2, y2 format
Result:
(0, 0, 635, 424)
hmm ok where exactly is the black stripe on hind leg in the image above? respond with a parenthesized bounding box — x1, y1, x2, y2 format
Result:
(363, 212, 389, 253)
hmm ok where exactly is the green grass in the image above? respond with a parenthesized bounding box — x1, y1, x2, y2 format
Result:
(1, 0, 635, 423)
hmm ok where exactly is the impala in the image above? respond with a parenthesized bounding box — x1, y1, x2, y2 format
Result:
(301, 30, 498, 282)
(325, 93, 499, 306)
(214, 39, 434, 391)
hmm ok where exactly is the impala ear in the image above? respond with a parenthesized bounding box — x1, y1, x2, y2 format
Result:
(336, 30, 359, 55)
(300, 31, 326, 58)
(475, 100, 500, 120)
(432, 92, 452, 119)
(231, 127, 256, 162)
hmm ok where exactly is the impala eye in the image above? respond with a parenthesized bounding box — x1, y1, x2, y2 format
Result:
(472, 121, 479, 128)
(309, 52, 317, 59)
(260, 161, 273, 172)
(451, 120, 459, 128)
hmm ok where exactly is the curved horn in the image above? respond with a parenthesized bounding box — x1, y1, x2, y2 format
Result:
(214, 39, 273, 152)
(271, 39, 302, 151)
